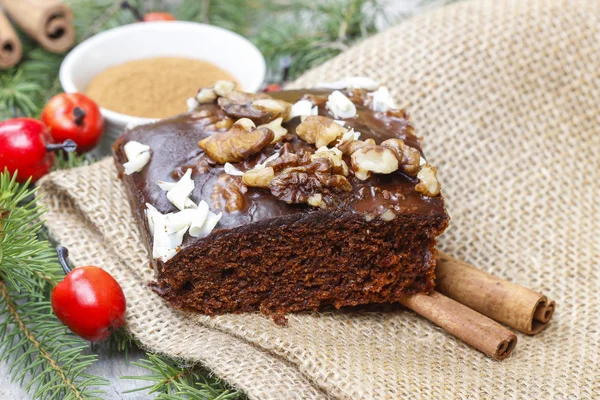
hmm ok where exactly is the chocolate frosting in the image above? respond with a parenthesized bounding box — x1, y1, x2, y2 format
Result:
(113, 89, 446, 249)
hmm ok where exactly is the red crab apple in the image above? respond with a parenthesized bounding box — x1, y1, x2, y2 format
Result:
(51, 246, 127, 342)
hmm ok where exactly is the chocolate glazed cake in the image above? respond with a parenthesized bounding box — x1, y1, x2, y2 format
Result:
(113, 79, 449, 322)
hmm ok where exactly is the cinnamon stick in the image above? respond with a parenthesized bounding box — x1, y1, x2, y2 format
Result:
(0, 0, 74, 53)
(0, 8, 21, 69)
(400, 291, 517, 360)
(435, 252, 556, 335)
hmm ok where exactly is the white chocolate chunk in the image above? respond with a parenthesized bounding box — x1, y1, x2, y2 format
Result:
(124, 141, 150, 161)
(289, 99, 317, 120)
(188, 200, 210, 237)
(145, 203, 161, 235)
(123, 151, 151, 175)
(317, 76, 380, 91)
(224, 162, 245, 176)
(187, 97, 200, 111)
(151, 212, 184, 262)
(326, 90, 356, 119)
(165, 169, 195, 211)
(157, 181, 176, 191)
(368, 86, 396, 112)
(190, 208, 222, 238)
(334, 119, 345, 127)
(420, 156, 427, 166)
(123, 141, 152, 175)
(166, 209, 198, 233)
(147, 199, 219, 262)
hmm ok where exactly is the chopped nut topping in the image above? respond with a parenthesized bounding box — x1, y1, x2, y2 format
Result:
(351, 145, 399, 180)
(380, 209, 397, 221)
(268, 151, 312, 173)
(234, 117, 255, 130)
(336, 129, 361, 153)
(212, 174, 248, 213)
(415, 164, 441, 197)
(307, 193, 325, 208)
(206, 117, 235, 132)
(252, 99, 291, 121)
(345, 138, 376, 155)
(196, 88, 217, 104)
(296, 116, 348, 148)
(258, 117, 288, 143)
(381, 138, 421, 176)
(218, 91, 290, 125)
(198, 119, 274, 164)
(270, 158, 352, 208)
(312, 146, 349, 176)
(242, 166, 275, 188)
(214, 80, 236, 96)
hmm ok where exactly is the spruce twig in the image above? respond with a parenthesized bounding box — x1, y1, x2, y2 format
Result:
(122, 353, 244, 399)
(1, 282, 85, 400)
(0, 171, 108, 399)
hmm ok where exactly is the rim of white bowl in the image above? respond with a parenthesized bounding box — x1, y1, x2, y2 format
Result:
(59, 21, 266, 127)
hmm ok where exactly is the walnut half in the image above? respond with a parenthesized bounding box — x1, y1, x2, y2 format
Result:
(380, 138, 421, 176)
(345, 138, 422, 180)
(198, 119, 274, 164)
(270, 158, 352, 207)
(351, 145, 399, 180)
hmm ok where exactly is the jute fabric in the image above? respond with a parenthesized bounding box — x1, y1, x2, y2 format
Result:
(37, 0, 600, 397)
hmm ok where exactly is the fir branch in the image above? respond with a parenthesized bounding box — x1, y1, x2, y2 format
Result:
(52, 152, 92, 171)
(0, 172, 63, 291)
(122, 353, 244, 399)
(0, 170, 108, 399)
(0, 69, 42, 118)
(0, 284, 108, 400)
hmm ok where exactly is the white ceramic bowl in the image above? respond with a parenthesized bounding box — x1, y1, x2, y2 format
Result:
(59, 21, 266, 156)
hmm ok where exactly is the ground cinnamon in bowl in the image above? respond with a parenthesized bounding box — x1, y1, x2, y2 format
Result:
(85, 57, 238, 119)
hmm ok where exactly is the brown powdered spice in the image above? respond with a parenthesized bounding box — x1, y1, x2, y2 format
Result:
(85, 57, 238, 119)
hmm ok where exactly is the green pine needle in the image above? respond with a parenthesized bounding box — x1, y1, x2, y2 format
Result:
(0, 170, 109, 399)
(0, 171, 62, 291)
(122, 353, 244, 399)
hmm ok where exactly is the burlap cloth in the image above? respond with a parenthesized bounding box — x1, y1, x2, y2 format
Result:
(36, 0, 600, 398)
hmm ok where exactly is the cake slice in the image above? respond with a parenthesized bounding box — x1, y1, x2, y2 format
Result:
(113, 80, 449, 320)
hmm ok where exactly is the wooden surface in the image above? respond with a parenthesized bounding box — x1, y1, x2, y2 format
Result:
(0, 334, 153, 399)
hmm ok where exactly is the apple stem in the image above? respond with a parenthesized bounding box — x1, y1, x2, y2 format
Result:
(73, 107, 86, 126)
(120, 1, 143, 21)
(56, 246, 72, 275)
(46, 139, 77, 153)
